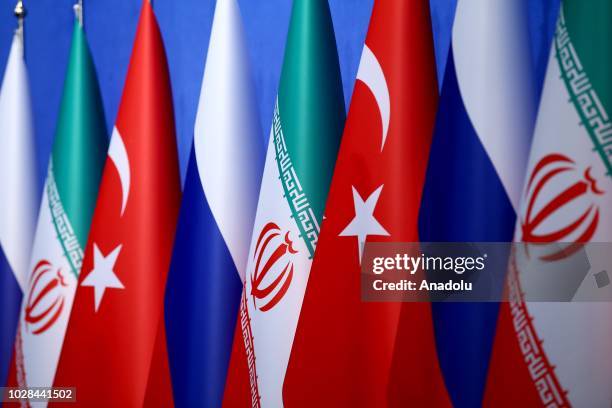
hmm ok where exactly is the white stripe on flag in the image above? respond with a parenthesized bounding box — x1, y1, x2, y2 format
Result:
(194, 0, 264, 282)
(452, 0, 535, 211)
(0, 31, 37, 290)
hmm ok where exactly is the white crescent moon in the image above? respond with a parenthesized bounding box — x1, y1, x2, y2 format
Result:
(356, 44, 390, 151)
(108, 127, 130, 217)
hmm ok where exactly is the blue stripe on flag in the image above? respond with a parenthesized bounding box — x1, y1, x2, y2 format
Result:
(0, 245, 21, 390)
(419, 50, 516, 408)
(165, 150, 244, 407)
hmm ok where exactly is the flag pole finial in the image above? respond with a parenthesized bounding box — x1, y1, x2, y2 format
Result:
(74, 0, 83, 27)
(14, 0, 26, 35)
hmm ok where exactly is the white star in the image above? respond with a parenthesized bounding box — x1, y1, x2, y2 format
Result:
(339, 185, 389, 263)
(81, 244, 124, 312)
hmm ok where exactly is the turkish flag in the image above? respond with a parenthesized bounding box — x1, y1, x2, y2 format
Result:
(51, 2, 180, 406)
(283, 0, 450, 405)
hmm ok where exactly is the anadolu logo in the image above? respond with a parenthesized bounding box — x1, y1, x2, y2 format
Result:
(250, 222, 298, 312)
(521, 153, 604, 261)
(25, 260, 68, 335)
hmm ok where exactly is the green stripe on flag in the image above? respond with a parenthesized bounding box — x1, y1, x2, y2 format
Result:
(563, 0, 612, 117)
(555, 3, 612, 177)
(277, 0, 346, 233)
(51, 22, 108, 252)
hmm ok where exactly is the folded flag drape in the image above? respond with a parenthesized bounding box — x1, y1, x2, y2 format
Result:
(485, 1, 612, 406)
(418, 0, 536, 406)
(223, 0, 345, 405)
(7, 20, 108, 398)
(51, 2, 181, 406)
(284, 0, 451, 405)
(0, 25, 37, 391)
(164, 0, 264, 406)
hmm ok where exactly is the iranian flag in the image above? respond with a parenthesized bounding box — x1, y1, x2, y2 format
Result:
(50, 1, 180, 406)
(7, 19, 108, 396)
(485, 1, 612, 406)
(223, 0, 345, 406)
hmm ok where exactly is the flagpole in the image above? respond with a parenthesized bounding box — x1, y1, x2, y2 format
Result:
(74, 0, 83, 27)
(14, 0, 26, 53)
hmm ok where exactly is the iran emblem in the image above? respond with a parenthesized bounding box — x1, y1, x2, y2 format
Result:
(24, 260, 68, 335)
(250, 222, 298, 312)
(521, 153, 604, 261)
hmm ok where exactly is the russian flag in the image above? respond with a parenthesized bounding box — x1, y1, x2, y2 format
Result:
(0, 29, 37, 388)
(164, 0, 264, 406)
(419, 0, 536, 406)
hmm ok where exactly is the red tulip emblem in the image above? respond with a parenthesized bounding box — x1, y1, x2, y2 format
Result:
(25, 260, 68, 335)
(250, 222, 298, 312)
(521, 153, 604, 261)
